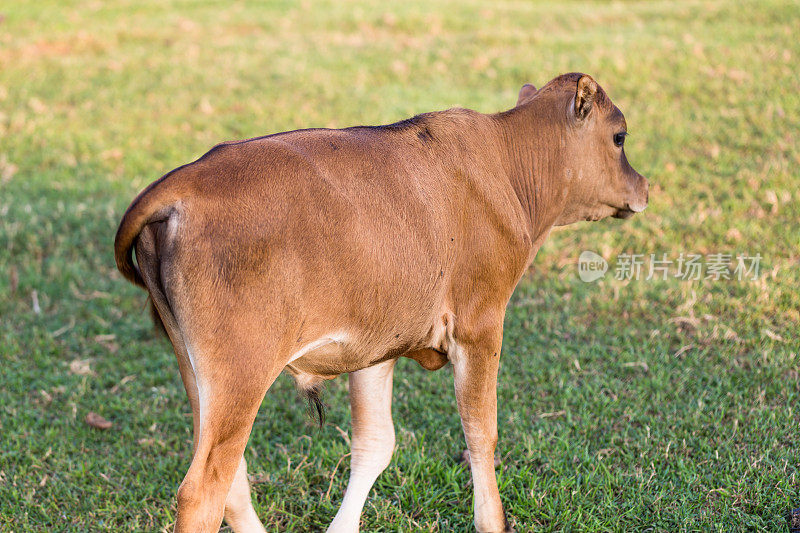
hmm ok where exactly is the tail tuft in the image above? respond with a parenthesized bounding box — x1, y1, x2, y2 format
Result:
(148, 298, 168, 338)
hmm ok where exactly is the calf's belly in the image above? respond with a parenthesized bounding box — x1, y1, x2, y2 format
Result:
(284, 309, 453, 385)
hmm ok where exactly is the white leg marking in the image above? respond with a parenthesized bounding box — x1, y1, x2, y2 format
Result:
(327, 360, 396, 533)
(450, 335, 506, 532)
(224, 457, 266, 533)
(185, 345, 207, 441)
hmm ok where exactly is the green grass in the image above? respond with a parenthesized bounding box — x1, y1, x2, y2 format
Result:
(1, 0, 799, 531)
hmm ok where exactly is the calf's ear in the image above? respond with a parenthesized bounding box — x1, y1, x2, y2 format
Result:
(574, 75, 598, 120)
(516, 83, 538, 106)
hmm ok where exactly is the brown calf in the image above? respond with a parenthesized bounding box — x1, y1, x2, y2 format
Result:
(115, 73, 648, 532)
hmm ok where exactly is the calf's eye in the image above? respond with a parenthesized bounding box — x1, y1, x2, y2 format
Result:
(613, 132, 627, 147)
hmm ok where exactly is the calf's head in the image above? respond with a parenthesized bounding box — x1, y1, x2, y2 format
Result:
(525, 73, 649, 225)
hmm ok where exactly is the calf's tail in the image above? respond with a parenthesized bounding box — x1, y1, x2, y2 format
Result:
(114, 176, 182, 289)
(114, 172, 186, 336)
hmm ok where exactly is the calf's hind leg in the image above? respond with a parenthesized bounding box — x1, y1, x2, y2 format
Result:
(135, 224, 269, 532)
(224, 457, 267, 533)
(172, 342, 266, 533)
(172, 337, 282, 533)
(327, 359, 397, 533)
(165, 334, 265, 533)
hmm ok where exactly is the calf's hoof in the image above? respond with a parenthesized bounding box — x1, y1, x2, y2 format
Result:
(475, 512, 515, 532)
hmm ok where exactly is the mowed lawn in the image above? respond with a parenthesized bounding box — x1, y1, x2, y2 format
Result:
(1, 0, 799, 531)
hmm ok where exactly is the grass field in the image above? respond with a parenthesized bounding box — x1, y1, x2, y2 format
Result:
(2, 0, 799, 531)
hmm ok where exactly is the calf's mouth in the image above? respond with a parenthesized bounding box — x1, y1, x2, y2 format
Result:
(612, 208, 636, 219)
(611, 200, 647, 219)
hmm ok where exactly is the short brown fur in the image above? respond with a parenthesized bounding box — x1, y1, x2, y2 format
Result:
(115, 73, 648, 533)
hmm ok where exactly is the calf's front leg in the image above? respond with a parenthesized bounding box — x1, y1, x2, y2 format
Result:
(327, 359, 397, 533)
(452, 329, 512, 532)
